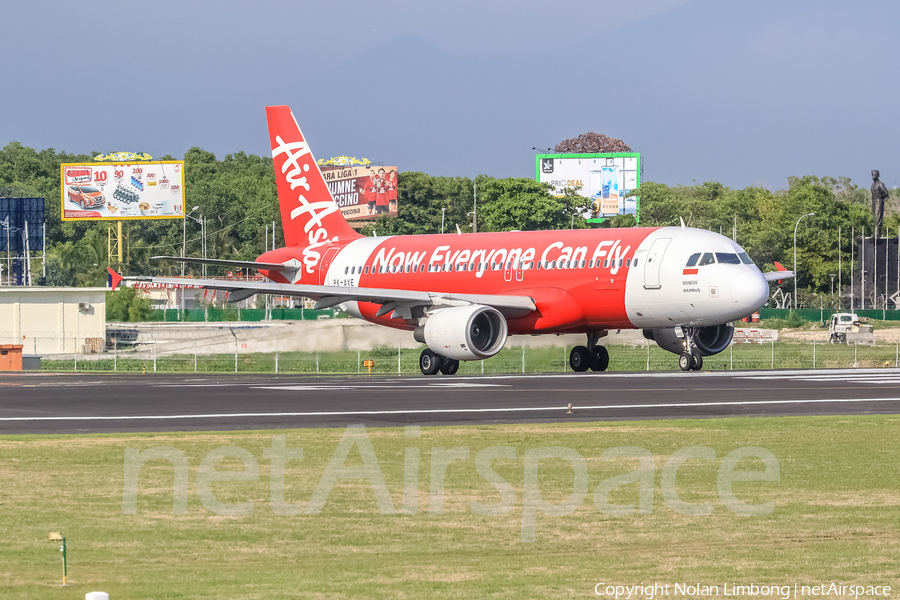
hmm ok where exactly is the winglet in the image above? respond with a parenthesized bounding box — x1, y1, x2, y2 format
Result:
(107, 267, 124, 291)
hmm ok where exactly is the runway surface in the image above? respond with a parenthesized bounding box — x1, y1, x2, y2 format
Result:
(2, 368, 900, 434)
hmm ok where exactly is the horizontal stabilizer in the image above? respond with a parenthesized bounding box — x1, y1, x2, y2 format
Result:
(764, 270, 794, 282)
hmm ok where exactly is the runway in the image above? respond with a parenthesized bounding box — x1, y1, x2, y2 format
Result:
(2, 368, 900, 434)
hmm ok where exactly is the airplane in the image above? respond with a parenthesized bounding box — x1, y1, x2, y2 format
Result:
(109, 105, 792, 375)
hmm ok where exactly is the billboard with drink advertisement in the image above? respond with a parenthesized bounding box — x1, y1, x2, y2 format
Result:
(321, 164, 399, 221)
(60, 161, 186, 221)
(535, 153, 641, 223)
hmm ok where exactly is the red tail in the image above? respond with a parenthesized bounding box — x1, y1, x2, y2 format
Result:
(265, 106, 361, 249)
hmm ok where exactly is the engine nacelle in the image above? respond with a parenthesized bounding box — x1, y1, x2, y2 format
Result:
(421, 305, 508, 361)
(643, 324, 734, 357)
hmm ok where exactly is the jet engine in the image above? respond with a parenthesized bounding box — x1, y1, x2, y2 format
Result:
(418, 305, 508, 361)
(643, 324, 734, 357)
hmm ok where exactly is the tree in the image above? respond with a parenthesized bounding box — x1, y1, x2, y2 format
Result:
(477, 178, 590, 232)
(106, 287, 151, 322)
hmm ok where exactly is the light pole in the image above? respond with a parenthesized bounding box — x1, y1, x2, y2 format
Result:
(830, 273, 836, 308)
(182, 209, 202, 313)
(182, 205, 200, 277)
(793, 212, 815, 309)
(441, 208, 445, 234)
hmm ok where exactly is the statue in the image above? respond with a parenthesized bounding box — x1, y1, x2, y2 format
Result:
(871, 170, 889, 237)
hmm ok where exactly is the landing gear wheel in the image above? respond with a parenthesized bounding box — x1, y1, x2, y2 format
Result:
(439, 358, 460, 375)
(691, 352, 703, 371)
(570, 345, 592, 372)
(419, 349, 442, 376)
(679, 352, 693, 372)
(589, 345, 610, 372)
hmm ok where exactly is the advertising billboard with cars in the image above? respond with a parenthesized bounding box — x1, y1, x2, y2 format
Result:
(321, 164, 399, 221)
(535, 153, 641, 223)
(60, 161, 186, 221)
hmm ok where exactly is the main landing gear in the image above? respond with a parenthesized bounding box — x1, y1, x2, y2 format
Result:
(678, 327, 703, 371)
(419, 348, 460, 376)
(569, 332, 610, 372)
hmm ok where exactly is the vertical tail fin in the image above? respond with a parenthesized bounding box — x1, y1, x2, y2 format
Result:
(265, 105, 361, 248)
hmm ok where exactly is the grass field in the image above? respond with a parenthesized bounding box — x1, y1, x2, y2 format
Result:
(40, 339, 900, 374)
(1, 416, 898, 598)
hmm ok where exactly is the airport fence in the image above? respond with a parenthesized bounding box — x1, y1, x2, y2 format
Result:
(29, 337, 900, 374)
(145, 307, 345, 322)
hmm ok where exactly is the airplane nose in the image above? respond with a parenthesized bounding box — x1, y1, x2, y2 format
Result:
(731, 270, 769, 310)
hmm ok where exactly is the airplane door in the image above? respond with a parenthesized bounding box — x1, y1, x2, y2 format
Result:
(643, 237, 671, 290)
(504, 259, 513, 282)
(318, 247, 340, 285)
(515, 258, 525, 282)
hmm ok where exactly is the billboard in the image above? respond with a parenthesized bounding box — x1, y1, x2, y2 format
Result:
(0, 198, 45, 251)
(321, 165, 399, 221)
(535, 153, 641, 222)
(60, 161, 185, 221)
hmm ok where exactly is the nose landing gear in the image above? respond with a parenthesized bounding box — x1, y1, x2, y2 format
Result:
(678, 327, 704, 371)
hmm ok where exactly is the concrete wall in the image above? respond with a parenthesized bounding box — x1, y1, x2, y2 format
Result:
(105, 319, 647, 358)
(0, 287, 107, 354)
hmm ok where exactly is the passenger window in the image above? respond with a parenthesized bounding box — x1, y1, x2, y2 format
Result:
(603, 259, 609, 268)
(626, 258, 631, 267)
(589, 260, 594, 268)
(344, 267, 349, 274)
(365, 266, 369, 274)
(686, 253, 701, 267)
(420, 264, 425, 272)
(633, 258, 638, 267)
(618, 259, 623, 267)
(698, 253, 715, 266)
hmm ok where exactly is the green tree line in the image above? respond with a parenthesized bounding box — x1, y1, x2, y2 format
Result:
(2, 141, 897, 308)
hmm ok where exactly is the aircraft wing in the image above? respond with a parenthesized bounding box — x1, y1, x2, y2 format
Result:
(763, 270, 794, 282)
(151, 256, 294, 271)
(116, 272, 537, 319)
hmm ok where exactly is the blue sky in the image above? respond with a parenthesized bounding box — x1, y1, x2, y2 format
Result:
(2, 0, 897, 190)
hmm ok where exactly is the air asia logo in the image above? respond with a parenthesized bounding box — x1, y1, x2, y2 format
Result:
(541, 159, 554, 174)
(272, 135, 340, 278)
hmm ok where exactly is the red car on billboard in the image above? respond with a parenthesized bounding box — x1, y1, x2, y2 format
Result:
(67, 184, 106, 208)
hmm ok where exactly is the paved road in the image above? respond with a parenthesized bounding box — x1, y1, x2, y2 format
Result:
(2, 369, 900, 434)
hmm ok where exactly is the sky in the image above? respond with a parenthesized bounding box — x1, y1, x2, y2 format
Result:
(2, 0, 898, 191)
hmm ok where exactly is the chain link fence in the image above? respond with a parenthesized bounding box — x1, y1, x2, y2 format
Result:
(11, 336, 900, 374)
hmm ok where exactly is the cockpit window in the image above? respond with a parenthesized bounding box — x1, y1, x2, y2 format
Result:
(686, 253, 701, 267)
(716, 253, 741, 264)
(698, 252, 715, 266)
(738, 252, 754, 265)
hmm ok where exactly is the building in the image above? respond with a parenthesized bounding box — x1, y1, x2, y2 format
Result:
(0, 287, 107, 354)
